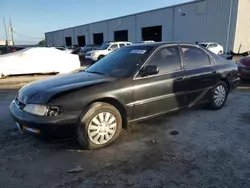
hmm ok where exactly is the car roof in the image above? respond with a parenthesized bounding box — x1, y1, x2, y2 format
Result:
(131, 41, 199, 47)
(198, 42, 218, 45)
(107, 41, 131, 44)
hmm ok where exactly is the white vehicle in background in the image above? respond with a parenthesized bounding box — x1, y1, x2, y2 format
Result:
(55, 46, 74, 54)
(198, 42, 224, 55)
(0, 47, 81, 79)
(85, 41, 132, 61)
(139, 40, 155, 43)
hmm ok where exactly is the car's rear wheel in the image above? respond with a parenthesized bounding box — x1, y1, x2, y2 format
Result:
(210, 81, 228, 110)
(76, 102, 122, 150)
(97, 55, 105, 61)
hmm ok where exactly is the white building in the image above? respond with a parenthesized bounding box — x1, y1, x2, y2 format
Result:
(45, 0, 250, 52)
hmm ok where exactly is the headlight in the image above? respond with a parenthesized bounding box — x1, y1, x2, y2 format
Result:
(23, 104, 60, 116)
(23, 104, 48, 116)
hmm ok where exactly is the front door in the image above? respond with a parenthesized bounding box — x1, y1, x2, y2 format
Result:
(180, 45, 219, 106)
(132, 45, 187, 120)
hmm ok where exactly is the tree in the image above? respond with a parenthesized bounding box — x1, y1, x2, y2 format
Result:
(38, 39, 46, 45)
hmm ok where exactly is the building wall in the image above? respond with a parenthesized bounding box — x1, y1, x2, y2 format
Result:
(108, 15, 136, 42)
(45, 33, 54, 45)
(135, 8, 174, 42)
(74, 25, 90, 45)
(173, 0, 238, 52)
(52, 31, 63, 46)
(234, 0, 250, 52)
(0, 41, 7, 45)
(89, 21, 109, 43)
(62, 28, 74, 45)
(45, 0, 240, 52)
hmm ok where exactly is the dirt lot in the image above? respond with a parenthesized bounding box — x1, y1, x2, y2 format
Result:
(0, 76, 250, 188)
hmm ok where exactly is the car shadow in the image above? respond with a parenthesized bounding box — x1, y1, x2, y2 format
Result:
(237, 80, 250, 91)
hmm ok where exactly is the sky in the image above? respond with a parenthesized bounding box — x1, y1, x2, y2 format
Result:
(0, 0, 192, 45)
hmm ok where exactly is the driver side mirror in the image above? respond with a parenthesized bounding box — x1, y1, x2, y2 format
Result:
(140, 65, 159, 77)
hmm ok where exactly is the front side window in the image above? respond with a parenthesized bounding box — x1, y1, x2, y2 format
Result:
(85, 46, 153, 77)
(99, 43, 110, 50)
(181, 45, 211, 69)
(147, 46, 182, 74)
(109, 44, 118, 51)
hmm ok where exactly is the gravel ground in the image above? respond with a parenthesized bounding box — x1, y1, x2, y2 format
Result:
(0, 77, 250, 188)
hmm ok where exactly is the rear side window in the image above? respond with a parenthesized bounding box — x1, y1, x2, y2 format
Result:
(147, 46, 181, 74)
(181, 45, 211, 69)
(119, 43, 126, 48)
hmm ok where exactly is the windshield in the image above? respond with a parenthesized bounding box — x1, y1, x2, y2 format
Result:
(85, 46, 153, 77)
(99, 43, 110, 50)
(81, 47, 93, 53)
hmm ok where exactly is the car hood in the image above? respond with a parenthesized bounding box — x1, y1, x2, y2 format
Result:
(240, 57, 250, 66)
(17, 71, 117, 103)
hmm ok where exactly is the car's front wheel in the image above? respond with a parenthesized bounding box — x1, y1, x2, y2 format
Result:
(97, 55, 105, 61)
(210, 81, 228, 110)
(76, 102, 122, 150)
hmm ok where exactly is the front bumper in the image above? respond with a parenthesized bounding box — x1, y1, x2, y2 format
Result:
(229, 77, 240, 92)
(85, 55, 97, 61)
(9, 101, 81, 139)
(238, 68, 250, 80)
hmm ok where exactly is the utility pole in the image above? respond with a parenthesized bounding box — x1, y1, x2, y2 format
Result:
(3, 16, 8, 46)
(9, 18, 14, 45)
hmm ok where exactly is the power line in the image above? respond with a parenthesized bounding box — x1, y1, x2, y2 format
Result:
(13, 31, 44, 40)
(3, 17, 8, 45)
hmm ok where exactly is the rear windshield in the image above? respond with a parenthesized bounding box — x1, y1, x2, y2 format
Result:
(85, 46, 154, 77)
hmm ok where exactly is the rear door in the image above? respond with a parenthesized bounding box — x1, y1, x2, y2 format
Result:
(180, 45, 218, 106)
(133, 45, 187, 120)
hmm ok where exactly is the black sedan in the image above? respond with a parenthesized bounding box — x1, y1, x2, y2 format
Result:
(10, 42, 239, 149)
(78, 45, 100, 63)
(0, 45, 25, 55)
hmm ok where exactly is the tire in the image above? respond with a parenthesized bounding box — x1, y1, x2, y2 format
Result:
(97, 55, 105, 61)
(209, 81, 228, 110)
(0, 73, 6, 79)
(76, 102, 122, 150)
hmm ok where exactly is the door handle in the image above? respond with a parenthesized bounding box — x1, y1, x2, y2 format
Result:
(175, 76, 184, 81)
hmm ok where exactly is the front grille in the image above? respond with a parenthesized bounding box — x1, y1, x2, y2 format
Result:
(15, 99, 26, 110)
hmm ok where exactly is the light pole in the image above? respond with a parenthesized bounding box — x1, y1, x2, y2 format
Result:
(9, 18, 14, 45)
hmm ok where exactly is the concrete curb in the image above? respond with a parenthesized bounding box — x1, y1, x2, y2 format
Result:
(0, 79, 37, 86)
(0, 75, 52, 86)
